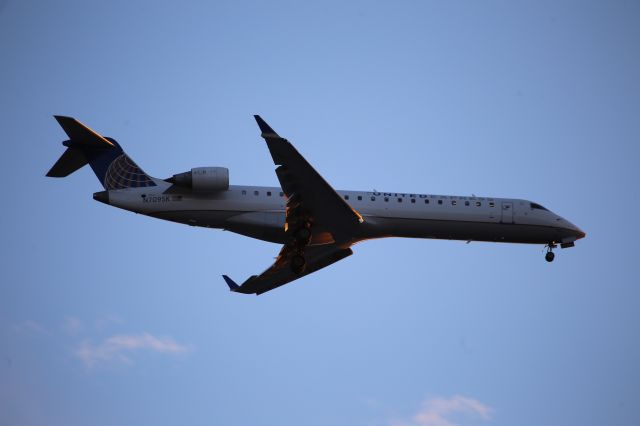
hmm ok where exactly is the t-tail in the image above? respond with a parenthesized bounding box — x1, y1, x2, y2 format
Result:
(46, 116, 156, 190)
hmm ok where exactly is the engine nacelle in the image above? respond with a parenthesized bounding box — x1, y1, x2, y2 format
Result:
(170, 167, 229, 192)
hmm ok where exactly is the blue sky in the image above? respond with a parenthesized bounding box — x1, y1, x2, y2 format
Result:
(1, 1, 639, 425)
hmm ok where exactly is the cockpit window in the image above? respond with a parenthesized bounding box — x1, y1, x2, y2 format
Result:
(530, 202, 549, 211)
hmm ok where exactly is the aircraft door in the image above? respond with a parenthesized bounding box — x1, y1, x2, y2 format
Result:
(501, 202, 514, 224)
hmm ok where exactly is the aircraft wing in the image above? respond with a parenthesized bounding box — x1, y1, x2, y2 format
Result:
(223, 244, 353, 295)
(221, 115, 362, 295)
(254, 115, 363, 240)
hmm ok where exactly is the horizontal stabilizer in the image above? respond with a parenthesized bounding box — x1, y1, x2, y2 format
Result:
(54, 115, 114, 148)
(46, 147, 88, 177)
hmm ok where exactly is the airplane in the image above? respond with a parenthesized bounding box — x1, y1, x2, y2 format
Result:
(47, 115, 586, 295)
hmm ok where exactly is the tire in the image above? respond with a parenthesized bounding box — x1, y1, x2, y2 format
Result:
(295, 227, 311, 241)
(291, 254, 306, 274)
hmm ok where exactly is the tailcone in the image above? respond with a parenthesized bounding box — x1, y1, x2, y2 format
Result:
(93, 190, 109, 204)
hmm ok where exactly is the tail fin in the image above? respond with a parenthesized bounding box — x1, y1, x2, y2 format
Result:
(47, 116, 156, 190)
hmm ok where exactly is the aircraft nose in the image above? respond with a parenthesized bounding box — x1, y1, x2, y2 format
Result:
(557, 216, 585, 240)
(568, 222, 586, 240)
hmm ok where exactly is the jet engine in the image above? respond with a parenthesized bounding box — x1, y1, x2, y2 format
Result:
(168, 167, 229, 192)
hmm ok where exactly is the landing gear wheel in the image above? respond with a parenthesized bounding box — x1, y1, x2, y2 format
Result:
(544, 243, 557, 262)
(294, 227, 311, 243)
(291, 254, 306, 274)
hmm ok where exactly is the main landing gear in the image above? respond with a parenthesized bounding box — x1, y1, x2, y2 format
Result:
(544, 243, 557, 262)
(288, 218, 313, 274)
(291, 254, 306, 274)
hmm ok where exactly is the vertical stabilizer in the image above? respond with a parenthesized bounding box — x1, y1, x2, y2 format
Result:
(47, 116, 156, 189)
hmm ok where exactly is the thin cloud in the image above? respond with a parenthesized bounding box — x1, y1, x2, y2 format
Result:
(62, 316, 84, 335)
(12, 320, 48, 335)
(391, 395, 492, 426)
(95, 314, 124, 329)
(75, 333, 191, 367)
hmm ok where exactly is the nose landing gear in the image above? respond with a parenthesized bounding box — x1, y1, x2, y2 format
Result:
(544, 243, 557, 262)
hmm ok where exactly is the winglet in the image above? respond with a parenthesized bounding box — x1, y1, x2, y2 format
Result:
(222, 275, 240, 291)
(253, 115, 280, 138)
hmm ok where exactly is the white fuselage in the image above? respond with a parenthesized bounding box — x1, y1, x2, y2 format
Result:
(99, 182, 585, 247)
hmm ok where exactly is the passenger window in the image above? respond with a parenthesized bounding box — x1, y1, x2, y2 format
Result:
(452, 200, 457, 206)
(255, 191, 260, 196)
(357, 196, 362, 201)
(411, 199, 416, 204)
(344, 195, 349, 200)
(476, 201, 481, 207)
(438, 200, 443, 205)
(241, 190, 247, 195)
(465, 201, 470, 206)
(489, 202, 495, 207)
(371, 196, 376, 201)
(279, 192, 284, 197)
(397, 198, 402, 203)
(267, 191, 272, 196)
(424, 199, 429, 204)
(384, 197, 389, 202)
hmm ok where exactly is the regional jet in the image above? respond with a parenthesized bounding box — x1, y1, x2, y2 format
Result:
(47, 116, 585, 295)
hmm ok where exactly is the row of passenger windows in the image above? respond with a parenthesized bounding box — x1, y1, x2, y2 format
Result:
(239, 189, 495, 208)
(241, 190, 285, 197)
(345, 194, 494, 207)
